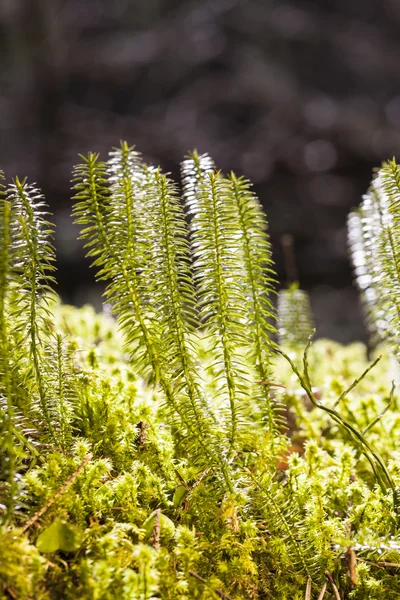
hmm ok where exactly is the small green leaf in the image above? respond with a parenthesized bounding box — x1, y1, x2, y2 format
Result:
(173, 485, 189, 508)
(36, 520, 84, 553)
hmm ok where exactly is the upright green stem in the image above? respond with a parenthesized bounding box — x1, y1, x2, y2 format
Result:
(230, 175, 275, 438)
(208, 175, 238, 456)
(15, 181, 56, 442)
(0, 199, 16, 522)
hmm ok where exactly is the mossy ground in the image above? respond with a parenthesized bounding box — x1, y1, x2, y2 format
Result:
(2, 300, 400, 600)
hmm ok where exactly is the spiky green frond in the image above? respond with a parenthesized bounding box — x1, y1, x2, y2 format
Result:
(181, 150, 215, 208)
(73, 151, 169, 384)
(0, 171, 8, 336)
(0, 171, 16, 523)
(5, 178, 57, 437)
(347, 210, 381, 343)
(40, 334, 77, 451)
(277, 284, 313, 348)
(185, 171, 253, 455)
(0, 170, 10, 383)
(379, 160, 400, 355)
(0, 175, 57, 520)
(104, 145, 162, 373)
(383, 158, 400, 222)
(183, 156, 280, 441)
(183, 152, 282, 447)
(360, 182, 395, 348)
(73, 147, 230, 485)
(227, 173, 279, 436)
(140, 170, 217, 432)
(72, 152, 112, 279)
(348, 160, 400, 360)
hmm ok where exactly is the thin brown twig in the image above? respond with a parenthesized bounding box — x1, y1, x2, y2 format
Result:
(359, 558, 400, 569)
(21, 454, 92, 533)
(189, 571, 233, 600)
(191, 468, 211, 492)
(152, 508, 161, 550)
(356, 558, 385, 570)
(317, 582, 327, 600)
(325, 571, 341, 600)
(347, 547, 358, 585)
(305, 577, 312, 600)
(181, 468, 212, 510)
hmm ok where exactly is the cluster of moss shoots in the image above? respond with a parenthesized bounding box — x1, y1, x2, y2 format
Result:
(1, 144, 400, 599)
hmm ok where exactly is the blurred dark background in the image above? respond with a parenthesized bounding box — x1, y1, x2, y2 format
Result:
(1, 0, 400, 343)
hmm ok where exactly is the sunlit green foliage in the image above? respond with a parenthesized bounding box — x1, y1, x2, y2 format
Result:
(1, 147, 400, 599)
(348, 159, 400, 361)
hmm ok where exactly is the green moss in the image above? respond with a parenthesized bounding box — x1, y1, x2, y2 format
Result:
(0, 527, 49, 599)
(2, 148, 400, 598)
